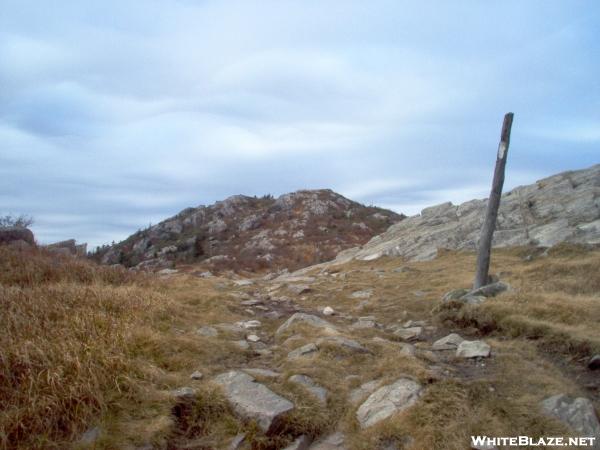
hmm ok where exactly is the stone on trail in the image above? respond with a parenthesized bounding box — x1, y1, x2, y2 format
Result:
(322, 306, 335, 316)
(246, 334, 261, 342)
(196, 326, 218, 337)
(349, 380, 380, 405)
(356, 378, 422, 428)
(432, 333, 465, 351)
(288, 343, 319, 359)
(276, 313, 338, 336)
(456, 340, 491, 358)
(393, 326, 423, 341)
(190, 371, 203, 380)
(540, 394, 600, 447)
(289, 374, 328, 405)
(214, 370, 294, 433)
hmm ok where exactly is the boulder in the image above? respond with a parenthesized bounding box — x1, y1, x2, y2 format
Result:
(349, 380, 380, 405)
(0, 227, 35, 246)
(432, 333, 465, 351)
(289, 374, 328, 404)
(214, 371, 294, 433)
(288, 343, 319, 359)
(356, 378, 422, 428)
(276, 313, 338, 336)
(393, 327, 423, 341)
(541, 394, 600, 448)
(456, 340, 491, 358)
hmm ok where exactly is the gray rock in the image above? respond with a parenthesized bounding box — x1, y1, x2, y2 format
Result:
(588, 355, 600, 370)
(325, 164, 600, 264)
(196, 326, 218, 337)
(432, 333, 465, 351)
(442, 289, 470, 302)
(541, 394, 600, 448)
(356, 378, 422, 428)
(289, 374, 328, 404)
(288, 284, 312, 295)
(316, 336, 371, 354)
(349, 380, 380, 405)
(233, 279, 253, 287)
(456, 340, 491, 358)
(288, 343, 319, 359)
(351, 318, 378, 329)
(229, 433, 246, 450)
(171, 386, 196, 400)
(276, 313, 338, 336)
(309, 432, 347, 449)
(236, 320, 261, 329)
(246, 334, 261, 342)
(78, 426, 101, 445)
(460, 294, 487, 305)
(468, 281, 511, 298)
(190, 371, 203, 380)
(283, 435, 311, 450)
(399, 343, 416, 357)
(243, 368, 281, 378)
(393, 326, 423, 341)
(351, 290, 373, 299)
(214, 370, 294, 433)
(240, 299, 263, 306)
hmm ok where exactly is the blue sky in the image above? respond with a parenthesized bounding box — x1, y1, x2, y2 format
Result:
(1, 1, 599, 249)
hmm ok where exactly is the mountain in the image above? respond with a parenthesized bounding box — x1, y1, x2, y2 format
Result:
(327, 163, 600, 265)
(94, 189, 403, 272)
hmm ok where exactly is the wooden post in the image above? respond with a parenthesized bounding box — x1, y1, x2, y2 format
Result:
(474, 112, 514, 289)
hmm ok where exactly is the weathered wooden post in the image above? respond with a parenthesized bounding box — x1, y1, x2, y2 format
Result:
(474, 112, 514, 289)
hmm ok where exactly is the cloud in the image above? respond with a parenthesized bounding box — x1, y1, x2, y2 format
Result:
(0, 0, 598, 249)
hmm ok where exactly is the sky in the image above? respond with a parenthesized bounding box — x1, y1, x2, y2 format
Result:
(1, 1, 599, 250)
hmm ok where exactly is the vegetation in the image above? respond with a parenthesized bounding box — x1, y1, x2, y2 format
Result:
(1, 244, 599, 449)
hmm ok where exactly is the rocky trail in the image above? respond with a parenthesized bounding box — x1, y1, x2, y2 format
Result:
(158, 249, 600, 450)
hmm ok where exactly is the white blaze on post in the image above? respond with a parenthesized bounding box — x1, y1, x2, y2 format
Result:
(498, 142, 507, 160)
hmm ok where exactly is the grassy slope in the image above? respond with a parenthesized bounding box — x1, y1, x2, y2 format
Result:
(0, 244, 599, 449)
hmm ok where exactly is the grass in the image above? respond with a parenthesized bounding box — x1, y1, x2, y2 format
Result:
(1, 244, 599, 449)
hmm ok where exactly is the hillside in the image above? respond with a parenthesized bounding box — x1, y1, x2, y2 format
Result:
(330, 164, 600, 264)
(2, 242, 599, 449)
(93, 190, 403, 273)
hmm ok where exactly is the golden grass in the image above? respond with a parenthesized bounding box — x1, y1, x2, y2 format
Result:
(1, 244, 599, 449)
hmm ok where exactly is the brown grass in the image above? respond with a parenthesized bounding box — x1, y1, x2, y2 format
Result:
(2, 244, 599, 449)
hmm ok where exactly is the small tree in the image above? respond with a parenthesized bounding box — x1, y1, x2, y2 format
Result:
(0, 214, 34, 228)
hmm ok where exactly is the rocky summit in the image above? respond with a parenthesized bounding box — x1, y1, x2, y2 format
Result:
(93, 189, 402, 272)
(331, 164, 600, 264)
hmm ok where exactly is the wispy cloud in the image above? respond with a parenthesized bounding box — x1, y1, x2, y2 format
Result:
(0, 0, 598, 248)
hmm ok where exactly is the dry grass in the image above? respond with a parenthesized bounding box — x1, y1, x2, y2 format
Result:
(1, 244, 599, 449)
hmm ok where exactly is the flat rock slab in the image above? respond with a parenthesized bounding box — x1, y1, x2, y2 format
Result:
(432, 333, 465, 351)
(276, 313, 338, 336)
(214, 371, 294, 433)
(289, 374, 328, 404)
(456, 340, 491, 358)
(541, 394, 600, 447)
(243, 368, 281, 378)
(349, 380, 380, 405)
(356, 378, 422, 428)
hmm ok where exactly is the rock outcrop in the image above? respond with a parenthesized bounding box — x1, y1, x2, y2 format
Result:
(92, 189, 402, 272)
(213, 370, 294, 433)
(331, 164, 600, 263)
(541, 394, 600, 449)
(45, 239, 87, 257)
(356, 378, 422, 428)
